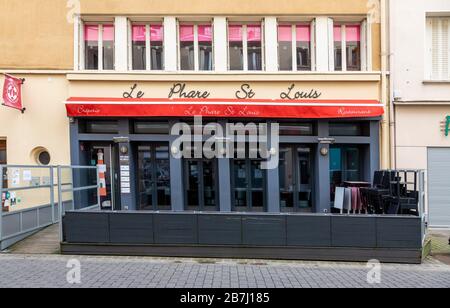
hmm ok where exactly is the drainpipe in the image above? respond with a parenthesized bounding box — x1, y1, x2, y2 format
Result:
(380, 0, 391, 169)
(387, 0, 397, 169)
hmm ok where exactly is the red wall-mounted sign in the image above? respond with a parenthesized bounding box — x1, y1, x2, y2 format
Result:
(65, 97, 384, 119)
(2, 74, 25, 113)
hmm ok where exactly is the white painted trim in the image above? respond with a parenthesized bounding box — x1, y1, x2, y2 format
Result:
(243, 25, 249, 71)
(264, 17, 278, 72)
(361, 19, 367, 71)
(213, 17, 227, 72)
(164, 17, 178, 72)
(292, 25, 298, 71)
(98, 24, 104, 71)
(73, 16, 80, 71)
(366, 19, 373, 71)
(114, 17, 128, 72)
(448, 20, 450, 80)
(194, 25, 200, 71)
(127, 19, 133, 71)
(341, 25, 347, 72)
(145, 24, 151, 70)
(310, 19, 316, 71)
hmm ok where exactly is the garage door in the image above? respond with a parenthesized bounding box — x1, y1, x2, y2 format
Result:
(428, 148, 450, 227)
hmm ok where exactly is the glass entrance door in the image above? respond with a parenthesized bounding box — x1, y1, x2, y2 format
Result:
(137, 143, 171, 211)
(83, 142, 120, 210)
(279, 145, 313, 212)
(231, 158, 266, 212)
(184, 159, 218, 211)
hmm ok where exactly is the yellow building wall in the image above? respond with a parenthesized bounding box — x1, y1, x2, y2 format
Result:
(0, 0, 382, 70)
(0, 74, 71, 165)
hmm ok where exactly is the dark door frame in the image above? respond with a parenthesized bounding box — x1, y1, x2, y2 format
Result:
(230, 157, 267, 212)
(183, 158, 220, 211)
(279, 144, 314, 212)
(136, 142, 171, 211)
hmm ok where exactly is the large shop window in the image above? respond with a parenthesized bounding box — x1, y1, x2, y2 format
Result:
(131, 24, 164, 70)
(278, 24, 313, 71)
(84, 24, 115, 70)
(427, 17, 450, 80)
(329, 122, 369, 136)
(137, 144, 171, 211)
(329, 146, 363, 200)
(80, 120, 119, 134)
(228, 23, 263, 71)
(179, 24, 214, 71)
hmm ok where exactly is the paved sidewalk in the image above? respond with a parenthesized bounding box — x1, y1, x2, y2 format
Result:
(0, 254, 449, 288)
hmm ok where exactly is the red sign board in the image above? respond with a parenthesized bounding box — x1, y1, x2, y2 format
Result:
(65, 97, 384, 119)
(2, 74, 25, 112)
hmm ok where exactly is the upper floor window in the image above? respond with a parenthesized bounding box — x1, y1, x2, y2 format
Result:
(427, 17, 450, 80)
(228, 23, 263, 71)
(278, 24, 313, 71)
(131, 24, 164, 71)
(84, 24, 115, 70)
(179, 24, 214, 71)
(334, 24, 361, 71)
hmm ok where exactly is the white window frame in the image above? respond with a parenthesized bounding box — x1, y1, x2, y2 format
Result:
(177, 22, 215, 71)
(426, 17, 450, 81)
(79, 21, 115, 71)
(128, 22, 165, 71)
(277, 21, 316, 72)
(227, 22, 265, 71)
(330, 19, 369, 72)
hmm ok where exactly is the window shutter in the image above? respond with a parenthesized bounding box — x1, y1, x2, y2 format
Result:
(327, 18, 334, 71)
(360, 19, 368, 71)
(431, 18, 450, 80)
(310, 19, 316, 71)
(78, 17, 85, 70)
(127, 19, 132, 71)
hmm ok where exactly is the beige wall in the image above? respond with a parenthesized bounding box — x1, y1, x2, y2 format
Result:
(0, 0, 382, 70)
(395, 105, 450, 169)
(68, 80, 381, 101)
(0, 75, 71, 165)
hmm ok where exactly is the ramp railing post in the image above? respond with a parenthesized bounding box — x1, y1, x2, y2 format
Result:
(57, 166, 63, 243)
(50, 166, 55, 223)
(96, 165, 101, 209)
(0, 165, 3, 245)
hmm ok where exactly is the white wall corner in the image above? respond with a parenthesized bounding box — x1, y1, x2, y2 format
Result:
(264, 17, 278, 72)
(114, 17, 128, 71)
(164, 17, 178, 72)
(213, 17, 228, 72)
(315, 17, 331, 72)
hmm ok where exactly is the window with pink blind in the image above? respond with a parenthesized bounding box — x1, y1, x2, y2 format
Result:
(228, 24, 262, 71)
(131, 24, 164, 70)
(334, 24, 361, 71)
(278, 24, 312, 71)
(84, 24, 114, 70)
(179, 24, 213, 71)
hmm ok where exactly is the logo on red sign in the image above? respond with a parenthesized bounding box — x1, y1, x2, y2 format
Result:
(2, 74, 25, 112)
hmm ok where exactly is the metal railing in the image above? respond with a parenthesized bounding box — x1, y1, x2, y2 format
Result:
(0, 164, 99, 250)
(57, 165, 100, 242)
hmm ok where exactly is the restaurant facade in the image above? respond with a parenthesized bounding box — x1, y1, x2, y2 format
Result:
(0, 0, 388, 214)
(4, 0, 429, 264)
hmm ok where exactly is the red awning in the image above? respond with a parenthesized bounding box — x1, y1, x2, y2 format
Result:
(65, 97, 384, 119)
